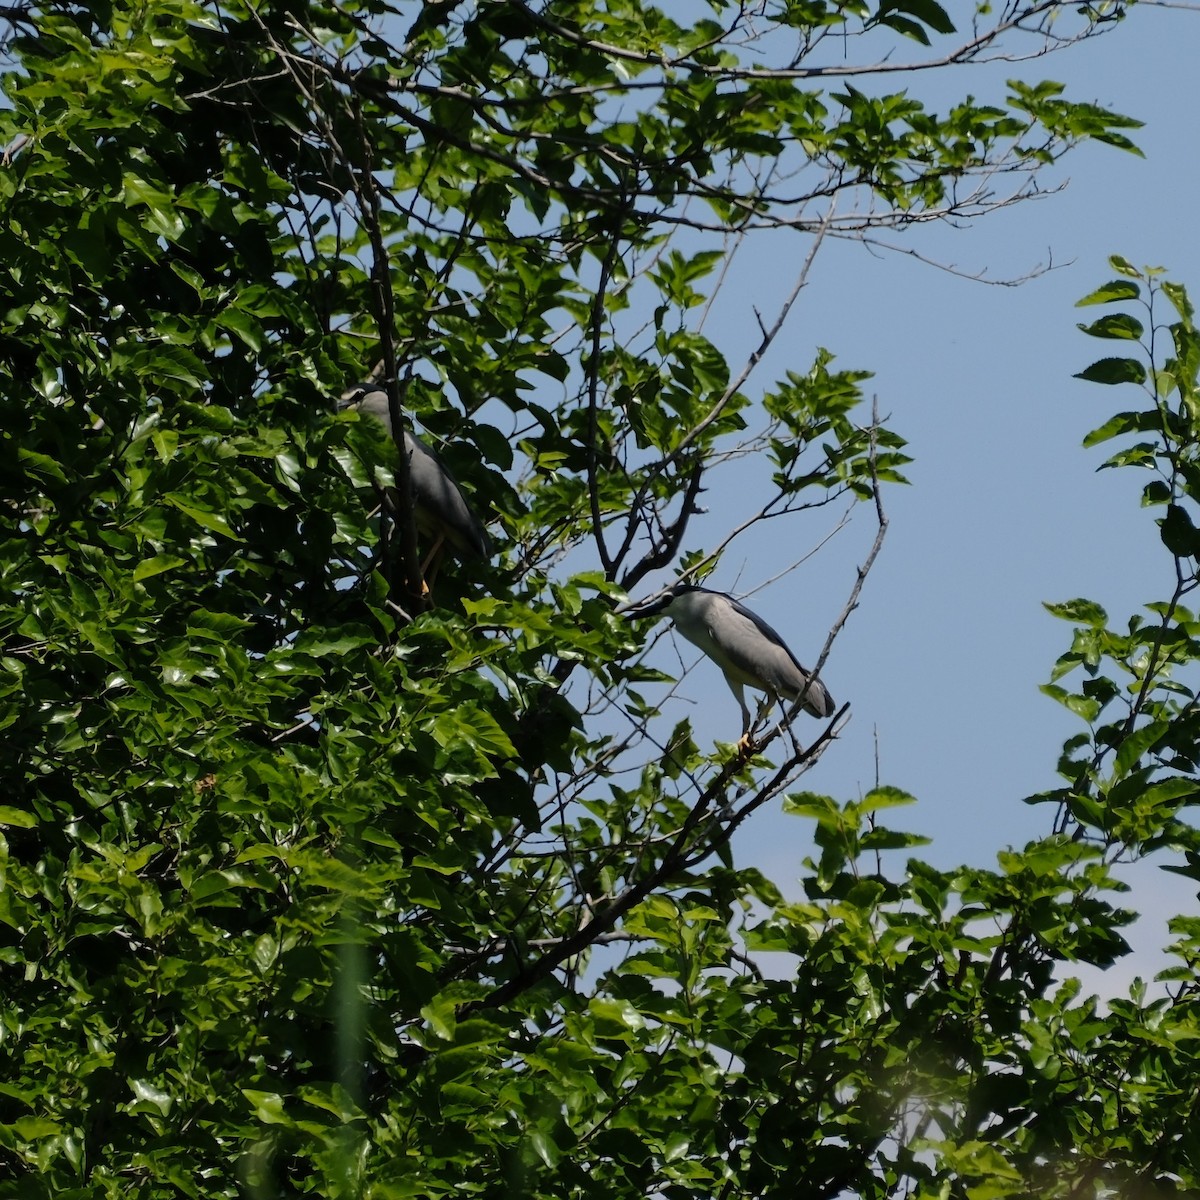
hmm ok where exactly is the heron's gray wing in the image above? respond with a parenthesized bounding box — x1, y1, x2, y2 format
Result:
(711, 596, 834, 717)
(404, 432, 492, 559)
(338, 393, 491, 560)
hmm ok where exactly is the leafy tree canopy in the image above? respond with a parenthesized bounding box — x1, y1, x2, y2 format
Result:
(0, 2, 1196, 1198)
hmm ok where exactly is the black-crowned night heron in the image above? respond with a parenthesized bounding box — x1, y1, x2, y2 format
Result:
(623, 582, 834, 743)
(338, 383, 492, 570)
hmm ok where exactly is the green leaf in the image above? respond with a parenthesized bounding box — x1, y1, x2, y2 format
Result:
(1142, 480, 1172, 507)
(858, 786, 917, 813)
(113, 341, 207, 389)
(527, 1127, 560, 1169)
(215, 307, 264, 352)
(11, 1117, 61, 1139)
(1074, 357, 1146, 386)
(122, 172, 185, 240)
(589, 997, 646, 1033)
(1135, 777, 1199, 810)
(133, 554, 187, 581)
(1162, 280, 1194, 327)
(1040, 683, 1100, 723)
(18, 448, 68, 485)
(1159, 504, 1200, 558)
(1113, 720, 1169, 781)
(877, 12, 931, 44)
(897, 0, 955, 34)
(1076, 279, 1141, 307)
(421, 995, 457, 1041)
(1076, 313, 1143, 340)
(164, 495, 240, 540)
(128, 1078, 173, 1116)
(782, 792, 840, 822)
(1081, 410, 1156, 449)
(242, 1090, 291, 1126)
(860, 828, 931, 851)
(1043, 599, 1108, 627)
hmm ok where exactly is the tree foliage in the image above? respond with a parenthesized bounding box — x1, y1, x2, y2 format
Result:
(0, 2, 1196, 1198)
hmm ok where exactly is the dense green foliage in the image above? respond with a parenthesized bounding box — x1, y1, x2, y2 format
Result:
(0, 2, 1196, 1197)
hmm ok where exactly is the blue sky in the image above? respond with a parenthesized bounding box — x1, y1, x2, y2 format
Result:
(620, 4, 1200, 993)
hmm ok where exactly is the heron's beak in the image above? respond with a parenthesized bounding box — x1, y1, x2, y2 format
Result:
(617, 592, 672, 619)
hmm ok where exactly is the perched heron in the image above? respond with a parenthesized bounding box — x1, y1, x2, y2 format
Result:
(338, 383, 492, 571)
(622, 582, 834, 744)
